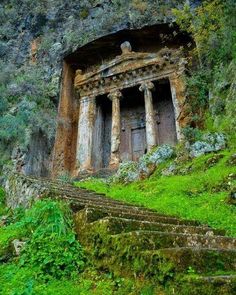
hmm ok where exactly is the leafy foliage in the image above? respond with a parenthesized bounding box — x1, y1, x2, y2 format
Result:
(0, 187, 8, 217)
(173, 0, 235, 66)
(0, 187, 5, 205)
(0, 62, 57, 168)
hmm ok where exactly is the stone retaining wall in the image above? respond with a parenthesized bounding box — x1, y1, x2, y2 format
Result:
(3, 172, 49, 209)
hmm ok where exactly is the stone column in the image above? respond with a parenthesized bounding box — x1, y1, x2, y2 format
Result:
(76, 96, 96, 172)
(169, 73, 186, 141)
(108, 90, 122, 168)
(139, 81, 157, 151)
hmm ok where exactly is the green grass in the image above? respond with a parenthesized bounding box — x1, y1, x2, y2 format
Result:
(75, 151, 236, 236)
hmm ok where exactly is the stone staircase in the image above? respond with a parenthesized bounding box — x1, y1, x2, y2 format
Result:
(4, 175, 236, 294)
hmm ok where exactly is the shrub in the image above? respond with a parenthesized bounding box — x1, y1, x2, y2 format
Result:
(182, 126, 202, 143)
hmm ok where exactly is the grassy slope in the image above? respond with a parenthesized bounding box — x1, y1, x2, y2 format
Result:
(75, 151, 236, 236)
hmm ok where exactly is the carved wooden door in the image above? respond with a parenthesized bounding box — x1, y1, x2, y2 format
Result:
(156, 98, 177, 145)
(120, 100, 147, 162)
(131, 127, 146, 161)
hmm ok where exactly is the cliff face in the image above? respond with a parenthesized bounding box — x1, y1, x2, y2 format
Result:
(0, 0, 198, 176)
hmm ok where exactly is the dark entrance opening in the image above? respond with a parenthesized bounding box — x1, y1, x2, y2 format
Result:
(120, 86, 147, 162)
(92, 95, 112, 169)
(153, 79, 177, 145)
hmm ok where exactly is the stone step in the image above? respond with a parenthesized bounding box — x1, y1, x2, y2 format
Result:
(138, 248, 236, 273)
(41, 183, 163, 212)
(93, 247, 236, 278)
(28, 178, 207, 225)
(52, 190, 156, 213)
(82, 215, 224, 236)
(53, 192, 157, 211)
(45, 185, 108, 198)
(73, 206, 202, 226)
(33, 178, 161, 211)
(62, 196, 188, 220)
(50, 192, 140, 209)
(51, 194, 160, 216)
(101, 231, 236, 253)
(25, 177, 106, 196)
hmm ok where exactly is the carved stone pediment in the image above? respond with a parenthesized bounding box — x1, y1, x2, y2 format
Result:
(76, 52, 160, 85)
(74, 42, 185, 98)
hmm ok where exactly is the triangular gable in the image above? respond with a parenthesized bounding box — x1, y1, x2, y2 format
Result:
(75, 52, 160, 87)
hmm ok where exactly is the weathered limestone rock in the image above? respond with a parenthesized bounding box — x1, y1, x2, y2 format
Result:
(120, 41, 132, 55)
(30, 37, 41, 63)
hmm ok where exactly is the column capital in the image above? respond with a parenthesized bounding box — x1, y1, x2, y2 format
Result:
(80, 96, 95, 104)
(139, 81, 155, 92)
(108, 89, 123, 101)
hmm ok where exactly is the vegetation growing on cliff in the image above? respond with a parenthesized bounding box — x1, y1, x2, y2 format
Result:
(173, 0, 236, 146)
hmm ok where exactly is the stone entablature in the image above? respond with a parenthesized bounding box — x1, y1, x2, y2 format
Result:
(74, 44, 186, 98)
